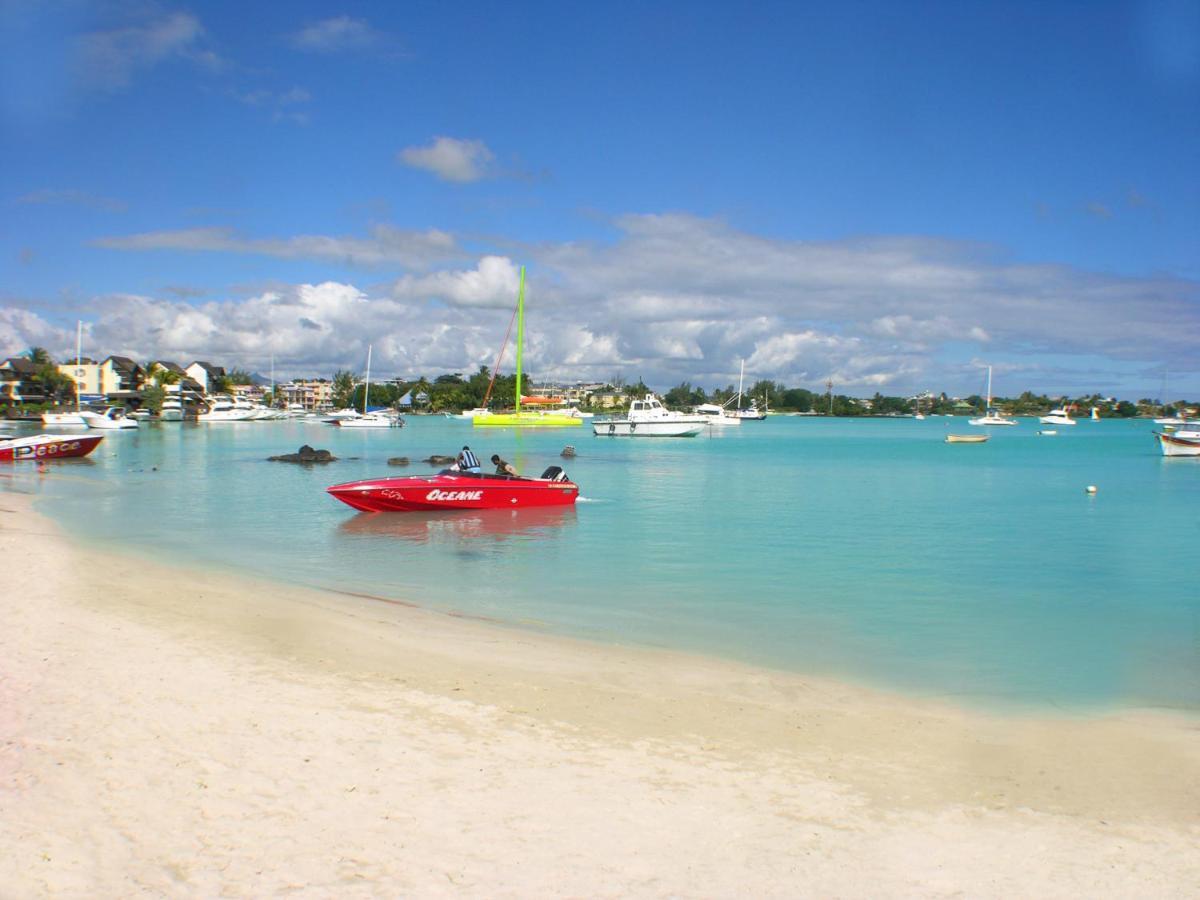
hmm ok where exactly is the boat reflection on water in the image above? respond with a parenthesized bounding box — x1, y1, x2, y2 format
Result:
(338, 504, 577, 544)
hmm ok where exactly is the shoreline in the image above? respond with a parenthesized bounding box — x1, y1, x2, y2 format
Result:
(3, 485, 1199, 895)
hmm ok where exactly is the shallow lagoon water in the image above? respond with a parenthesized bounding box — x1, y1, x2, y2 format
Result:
(13, 414, 1199, 712)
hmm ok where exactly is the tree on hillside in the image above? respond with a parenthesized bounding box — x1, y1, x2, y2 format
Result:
(227, 368, 254, 385)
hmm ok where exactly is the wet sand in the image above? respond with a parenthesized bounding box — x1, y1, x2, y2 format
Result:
(1, 488, 1197, 897)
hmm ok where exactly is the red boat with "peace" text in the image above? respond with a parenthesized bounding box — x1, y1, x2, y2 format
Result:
(0, 433, 104, 462)
(326, 466, 579, 513)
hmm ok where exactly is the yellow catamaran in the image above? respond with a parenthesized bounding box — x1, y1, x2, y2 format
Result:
(474, 266, 581, 428)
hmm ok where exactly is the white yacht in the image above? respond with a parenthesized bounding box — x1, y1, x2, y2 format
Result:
(197, 395, 256, 422)
(1039, 406, 1076, 426)
(86, 407, 139, 430)
(159, 397, 184, 421)
(42, 410, 99, 426)
(593, 394, 707, 437)
(693, 403, 742, 426)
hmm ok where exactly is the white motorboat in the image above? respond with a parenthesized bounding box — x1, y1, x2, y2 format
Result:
(86, 407, 139, 429)
(693, 403, 742, 426)
(198, 395, 256, 422)
(324, 408, 362, 422)
(968, 366, 1018, 426)
(159, 397, 184, 421)
(1039, 405, 1076, 426)
(1156, 423, 1200, 457)
(42, 410, 99, 426)
(593, 394, 707, 437)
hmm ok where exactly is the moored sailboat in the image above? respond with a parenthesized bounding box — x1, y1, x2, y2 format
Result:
(968, 366, 1017, 426)
(333, 346, 403, 428)
(726, 360, 767, 420)
(474, 266, 580, 429)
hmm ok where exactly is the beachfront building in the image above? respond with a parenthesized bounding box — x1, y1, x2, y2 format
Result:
(55, 355, 143, 402)
(279, 379, 333, 411)
(0, 356, 46, 404)
(590, 389, 628, 409)
(185, 361, 226, 394)
(144, 361, 206, 405)
(230, 383, 267, 404)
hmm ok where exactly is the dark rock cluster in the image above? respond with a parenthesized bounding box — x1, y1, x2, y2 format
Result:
(268, 445, 337, 464)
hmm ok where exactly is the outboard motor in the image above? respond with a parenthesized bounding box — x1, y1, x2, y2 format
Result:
(540, 465, 568, 482)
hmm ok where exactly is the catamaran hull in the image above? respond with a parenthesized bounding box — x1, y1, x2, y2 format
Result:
(1157, 432, 1200, 457)
(327, 472, 579, 512)
(474, 413, 581, 427)
(0, 434, 104, 462)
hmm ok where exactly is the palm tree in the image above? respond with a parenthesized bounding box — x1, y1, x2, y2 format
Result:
(331, 369, 356, 408)
(25, 347, 52, 365)
(412, 377, 433, 411)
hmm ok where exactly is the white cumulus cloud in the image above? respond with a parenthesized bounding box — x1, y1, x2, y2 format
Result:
(398, 137, 495, 183)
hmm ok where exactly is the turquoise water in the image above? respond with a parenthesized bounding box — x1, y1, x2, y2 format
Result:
(7, 415, 1199, 712)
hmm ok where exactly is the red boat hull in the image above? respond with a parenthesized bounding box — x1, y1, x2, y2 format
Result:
(0, 434, 104, 462)
(327, 471, 579, 512)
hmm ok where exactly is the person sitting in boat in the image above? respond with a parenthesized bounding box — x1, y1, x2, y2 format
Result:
(491, 454, 517, 476)
(455, 445, 481, 474)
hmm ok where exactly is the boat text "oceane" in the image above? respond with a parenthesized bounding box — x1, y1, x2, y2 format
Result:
(425, 489, 484, 501)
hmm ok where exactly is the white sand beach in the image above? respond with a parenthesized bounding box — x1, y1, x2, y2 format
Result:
(2, 487, 1198, 897)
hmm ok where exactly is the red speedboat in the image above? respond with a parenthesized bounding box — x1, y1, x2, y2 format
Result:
(0, 433, 104, 462)
(327, 466, 579, 513)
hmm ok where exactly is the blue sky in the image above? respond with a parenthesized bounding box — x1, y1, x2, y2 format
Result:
(2, 0, 1198, 398)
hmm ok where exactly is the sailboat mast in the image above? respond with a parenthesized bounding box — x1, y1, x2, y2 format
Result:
(986, 365, 992, 410)
(514, 266, 525, 415)
(363, 345, 372, 415)
(738, 359, 745, 411)
(74, 320, 82, 412)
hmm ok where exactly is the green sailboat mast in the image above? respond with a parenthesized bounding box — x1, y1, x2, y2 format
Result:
(514, 266, 525, 416)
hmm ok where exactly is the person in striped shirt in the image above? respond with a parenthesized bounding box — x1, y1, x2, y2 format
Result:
(456, 445, 481, 473)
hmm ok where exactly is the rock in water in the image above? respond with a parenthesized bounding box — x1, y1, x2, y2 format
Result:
(387, 456, 411, 466)
(425, 455, 456, 465)
(561, 445, 577, 457)
(268, 444, 337, 464)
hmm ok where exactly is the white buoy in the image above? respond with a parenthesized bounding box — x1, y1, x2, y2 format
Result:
(1086, 485, 1097, 494)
